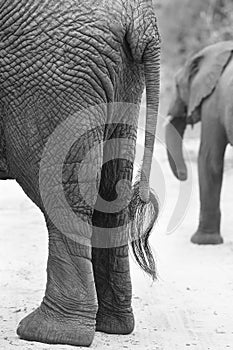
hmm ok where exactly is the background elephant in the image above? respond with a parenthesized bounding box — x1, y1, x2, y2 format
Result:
(0, 0, 160, 347)
(165, 41, 233, 245)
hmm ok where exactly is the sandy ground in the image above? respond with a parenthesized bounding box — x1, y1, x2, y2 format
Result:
(1, 135, 233, 350)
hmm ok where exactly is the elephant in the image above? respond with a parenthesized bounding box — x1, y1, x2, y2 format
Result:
(165, 41, 233, 245)
(0, 0, 160, 347)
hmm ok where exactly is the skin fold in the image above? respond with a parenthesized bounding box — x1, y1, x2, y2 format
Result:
(165, 41, 233, 245)
(0, 0, 160, 347)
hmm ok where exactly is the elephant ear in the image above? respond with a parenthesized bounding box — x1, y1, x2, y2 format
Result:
(187, 41, 233, 117)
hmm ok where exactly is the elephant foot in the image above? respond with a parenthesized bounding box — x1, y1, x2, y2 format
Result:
(191, 231, 223, 245)
(96, 309, 135, 334)
(17, 304, 95, 347)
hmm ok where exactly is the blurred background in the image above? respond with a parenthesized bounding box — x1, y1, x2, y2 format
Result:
(157, 0, 233, 65)
(153, 0, 233, 140)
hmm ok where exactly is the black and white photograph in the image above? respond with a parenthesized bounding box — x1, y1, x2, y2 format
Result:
(1, 0, 233, 349)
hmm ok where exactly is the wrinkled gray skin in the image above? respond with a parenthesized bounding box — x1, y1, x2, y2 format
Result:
(166, 41, 233, 245)
(0, 0, 160, 347)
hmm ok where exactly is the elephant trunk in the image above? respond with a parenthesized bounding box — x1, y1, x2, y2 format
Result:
(129, 48, 160, 281)
(165, 117, 187, 181)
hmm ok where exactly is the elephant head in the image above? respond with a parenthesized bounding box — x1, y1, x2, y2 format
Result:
(165, 41, 233, 180)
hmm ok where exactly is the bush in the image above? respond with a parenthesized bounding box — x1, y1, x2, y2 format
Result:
(158, 0, 233, 66)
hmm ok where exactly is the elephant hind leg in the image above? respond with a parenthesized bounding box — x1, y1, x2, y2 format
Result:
(17, 121, 106, 346)
(191, 108, 228, 245)
(92, 123, 136, 335)
(17, 220, 98, 347)
(92, 246, 134, 335)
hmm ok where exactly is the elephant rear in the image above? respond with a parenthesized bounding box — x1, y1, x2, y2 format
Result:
(0, 0, 145, 200)
(0, 0, 160, 278)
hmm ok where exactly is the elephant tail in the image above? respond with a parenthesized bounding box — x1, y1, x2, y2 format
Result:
(128, 45, 160, 281)
(129, 172, 159, 281)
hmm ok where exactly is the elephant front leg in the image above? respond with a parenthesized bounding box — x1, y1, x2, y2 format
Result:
(17, 220, 98, 346)
(191, 117, 227, 245)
